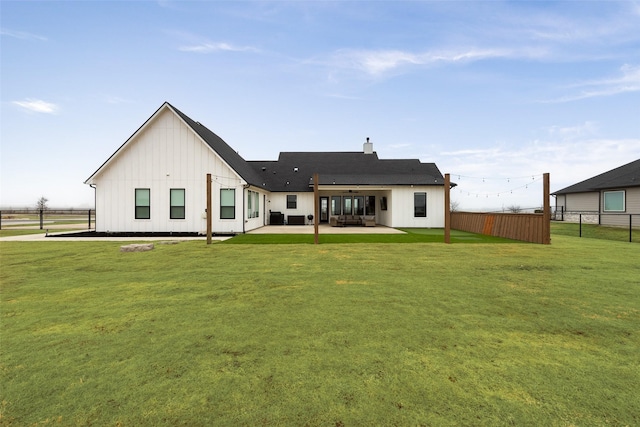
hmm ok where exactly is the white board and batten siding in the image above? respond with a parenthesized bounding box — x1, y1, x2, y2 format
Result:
(388, 186, 445, 228)
(268, 193, 315, 222)
(90, 108, 254, 234)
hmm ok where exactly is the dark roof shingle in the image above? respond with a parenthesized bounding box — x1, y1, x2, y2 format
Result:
(87, 102, 445, 192)
(249, 152, 444, 192)
(552, 159, 640, 194)
(168, 103, 266, 188)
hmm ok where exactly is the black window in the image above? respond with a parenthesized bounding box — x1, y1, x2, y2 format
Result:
(366, 196, 376, 215)
(220, 189, 235, 219)
(170, 189, 185, 219)
(354, 196, 364, 215)
(135, 188, 150, 219)
(331, 196, 341, 215)
(287, 195, 297, 209)
(342, 196, 353, 215)
(414, 192, 427, 217)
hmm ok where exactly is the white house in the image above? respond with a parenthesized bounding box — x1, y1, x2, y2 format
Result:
(85, 102, 447, 234)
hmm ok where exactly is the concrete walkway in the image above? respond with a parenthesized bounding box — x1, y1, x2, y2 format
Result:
(0, 232, 231, 242)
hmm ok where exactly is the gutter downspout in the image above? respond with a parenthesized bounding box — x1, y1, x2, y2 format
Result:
(598, 191, 602, 225)
(242, 183, 250, 234)
(90, 184, 96, 230)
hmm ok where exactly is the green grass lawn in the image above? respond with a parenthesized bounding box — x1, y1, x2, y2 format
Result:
(552, 221, 640, 243)
(0, 221, 90, 238)
(1, 235, 639, 425)
(226, 228, 516, 244)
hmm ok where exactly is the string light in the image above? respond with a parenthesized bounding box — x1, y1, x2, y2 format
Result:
(449, 173, 544, 200)
(452, 173, 544, 181)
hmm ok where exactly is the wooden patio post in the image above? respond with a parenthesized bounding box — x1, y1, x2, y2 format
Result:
(444, 173, 451, 244)
(543, 172, 550, 244)
(206, 173, 212, 245)
(313, 173, 319, 245)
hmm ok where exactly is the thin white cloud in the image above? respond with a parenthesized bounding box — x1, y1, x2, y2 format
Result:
(547, 121, 598, 139)
(178, 41, 258, 53)
(0, 28, 47, 41)
(13, 99, 59, 114)
(478, 2, 639, 60)
(437, 120, 638, 210)
(326, 47, 512, 76)
(543, 64, 640, 103)
(439, 138, 639, 197)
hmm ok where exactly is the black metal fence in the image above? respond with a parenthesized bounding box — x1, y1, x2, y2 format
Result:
(552, 208, 639, 243)
(0, 209, 94, 230)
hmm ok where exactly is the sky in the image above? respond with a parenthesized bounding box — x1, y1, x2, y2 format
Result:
(1, 0, 639, 211)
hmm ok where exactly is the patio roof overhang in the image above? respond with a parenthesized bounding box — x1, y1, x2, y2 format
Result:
(309, 174, 445, 189)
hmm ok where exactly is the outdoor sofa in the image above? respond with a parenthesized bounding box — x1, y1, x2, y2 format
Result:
(330, 215, 376, 227)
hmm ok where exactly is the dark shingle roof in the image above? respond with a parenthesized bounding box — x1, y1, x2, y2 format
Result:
(86, 102, 444, 191)
(249, 152, 444, 192)
(552, 159, 640, 195)
(168, 103, 265, 188)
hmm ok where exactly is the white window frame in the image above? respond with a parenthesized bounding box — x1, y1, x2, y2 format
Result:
(247, 190, 259, 219)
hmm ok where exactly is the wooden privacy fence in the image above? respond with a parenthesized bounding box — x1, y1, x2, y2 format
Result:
(451, 212, 550, 244)
(444, 172, 550, 244)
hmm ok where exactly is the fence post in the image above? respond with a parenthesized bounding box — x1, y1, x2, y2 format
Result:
(0, 211, 2, 230)
(444, 173, 451, 244)
(630, 214, 633, 243)
(88, 209, 92, 230)
(579, 214, 582, 238)
(542, 173, 550, 244)
(206, 173, 212, 245)
(39, 209, 44, 230)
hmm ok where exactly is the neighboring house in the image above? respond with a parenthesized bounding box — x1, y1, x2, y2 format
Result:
(552, 159, 640, 226)
(85, 102, 447, 234)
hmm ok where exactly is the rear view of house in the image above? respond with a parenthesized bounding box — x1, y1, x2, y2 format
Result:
(85, 102, 446, 234)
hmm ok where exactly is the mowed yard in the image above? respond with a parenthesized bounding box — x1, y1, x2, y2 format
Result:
(1, 233, 639, 426)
